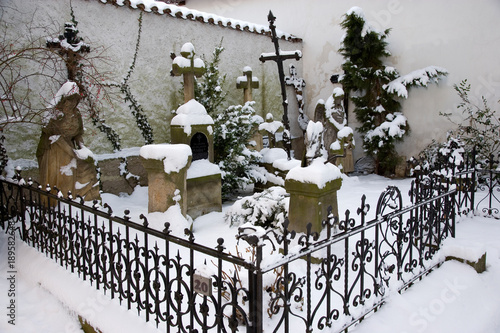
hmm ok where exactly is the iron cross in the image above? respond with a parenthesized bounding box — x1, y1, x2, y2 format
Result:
(259, 11, 302, 158)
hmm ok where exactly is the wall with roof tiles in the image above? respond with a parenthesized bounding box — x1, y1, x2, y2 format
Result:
(1, 0, 303, 162)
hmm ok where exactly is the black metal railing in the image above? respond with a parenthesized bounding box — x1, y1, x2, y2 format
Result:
(0, 179, 258, 333)
(1, 147, 497, 332)
(237, 180, 458, 332)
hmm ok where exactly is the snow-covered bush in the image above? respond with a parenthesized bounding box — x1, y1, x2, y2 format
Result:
(214, 102, 262, 199)
(441, 79, 500, 165)
(225, 186, 288, 229)
(410, 134, 466, 177)
(339, 6, 447, 176)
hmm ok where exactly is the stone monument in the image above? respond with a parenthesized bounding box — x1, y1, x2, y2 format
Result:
(140, 144, 191, 215)
(285, 120, 343, 234)
(236, 66, 259, 104)
(314, 87, 355, 173)
(258, 113, 284, 149)
(36, 81, 100, 202)
(170, 42, 222, 219)
(237, 66, 263, 150)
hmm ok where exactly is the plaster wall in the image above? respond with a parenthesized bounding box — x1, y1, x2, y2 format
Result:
(0, 0, 303, 161)
(187, 0, 500, 160)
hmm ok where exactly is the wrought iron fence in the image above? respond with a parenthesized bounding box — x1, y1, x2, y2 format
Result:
(1, 147, 497, 333)
(0, 179, 257, 333)
(237, 179, 459, 332)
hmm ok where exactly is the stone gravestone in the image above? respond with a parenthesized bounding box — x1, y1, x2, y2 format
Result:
(285, 121, 342, 234)
(236, 66, 259, 104)
(170, 43, 222, 219)
(258, 113, 284, 149)
(140, 144, 191, 215)
(236, 66, 263, 150)
(171, 42, 205, 103)
(36, 81, 100, 203)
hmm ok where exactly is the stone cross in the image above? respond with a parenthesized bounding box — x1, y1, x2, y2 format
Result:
(172, 42, 206, 103)
(46, 21, 90, 84)
(259, 11, 302, 158)
(236, 66, 259, 103)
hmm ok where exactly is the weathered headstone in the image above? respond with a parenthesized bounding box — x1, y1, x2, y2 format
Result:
(140, 144, 191, 214)
(36, 82, 100, 202)
(258, 113, 284, 149)
(285, 158, 342, 234)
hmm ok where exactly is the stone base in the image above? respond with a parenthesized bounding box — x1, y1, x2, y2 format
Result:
(446, 253, 487, 273)
(99, 156, 147, 195)
(140, 145, 191, 215)
(285, 178, 342, 234)
(187, 173, 222, 219)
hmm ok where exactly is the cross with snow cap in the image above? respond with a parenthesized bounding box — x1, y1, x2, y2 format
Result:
(259, 11, 302, 158)
(171, 42, 206, 103)
(46, 21, 90, 83)
(236, 66, 259, 103)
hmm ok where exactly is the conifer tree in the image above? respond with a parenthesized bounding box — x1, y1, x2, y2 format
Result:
(339, 7, 447, 175)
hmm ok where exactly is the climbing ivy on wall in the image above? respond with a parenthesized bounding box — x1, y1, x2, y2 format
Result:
(105, 12, 154, 145)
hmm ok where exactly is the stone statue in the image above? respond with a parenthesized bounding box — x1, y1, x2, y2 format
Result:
(36, 82, 100, 202)
(314, 87, 355, 173)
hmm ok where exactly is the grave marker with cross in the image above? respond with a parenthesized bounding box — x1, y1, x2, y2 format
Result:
(236, 66, 259, 103)
(46, 21, 90, 86)
(172, 42, 206, 103)
(259, 10, 302, 158)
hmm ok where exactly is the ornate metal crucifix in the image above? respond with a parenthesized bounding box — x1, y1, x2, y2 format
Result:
(259, 10, 302, 159)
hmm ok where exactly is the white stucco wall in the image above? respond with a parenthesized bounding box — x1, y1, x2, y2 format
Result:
(1, 0, 303, 160)
(187, 0, 500, 161)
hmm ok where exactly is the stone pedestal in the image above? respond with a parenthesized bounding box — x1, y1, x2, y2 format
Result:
(187, 160, 222, 219)
(285, 159, 342, 234)
(140, 144, 192, 215)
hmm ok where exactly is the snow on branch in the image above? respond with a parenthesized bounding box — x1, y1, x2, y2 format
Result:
(384, 66, 448, 98)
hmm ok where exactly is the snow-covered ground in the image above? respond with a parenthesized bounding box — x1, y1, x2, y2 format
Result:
(1, 175, 500, 333)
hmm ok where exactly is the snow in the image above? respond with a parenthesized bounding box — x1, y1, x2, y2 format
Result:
(139, 143, 191, 174)
(74, 144, 96, 161)
(384, 66, 449, 98)
(100, 0, 299, 41)
(47, 81, 79, 108)
(180, 41, 195, 57)
(187, 159, 221, 179)
(48, 135, 60, 144)
(1, 175, 500, 332)
(171, 99, 214, 135)
(258, 113, 283, 134)
(286, 157, 342, 189)
(366, 113, 407, 141)
(60, 158, 77, 176)
(260, 147, 288, 163)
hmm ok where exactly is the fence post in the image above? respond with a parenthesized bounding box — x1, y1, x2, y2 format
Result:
(470, 146, 477, 212)
(248, 245, 263, 333)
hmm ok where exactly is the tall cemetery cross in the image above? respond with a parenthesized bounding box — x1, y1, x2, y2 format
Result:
(259, 10, 302, 158)
(171, 43, 206, 103)
(47, 21, 90, 88)
(236, 67, 259, 103)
